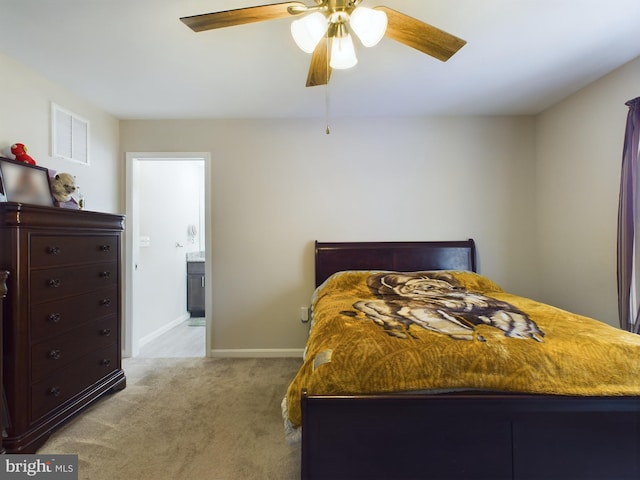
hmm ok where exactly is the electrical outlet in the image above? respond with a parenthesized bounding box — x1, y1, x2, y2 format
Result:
(300, 306, 310, 323)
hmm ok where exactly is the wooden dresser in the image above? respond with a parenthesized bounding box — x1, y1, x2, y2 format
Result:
(0, 270, 8, 455)
(0, 203, 126, 453)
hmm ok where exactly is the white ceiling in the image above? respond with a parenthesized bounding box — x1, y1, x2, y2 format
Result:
(1, 0, 638, 119)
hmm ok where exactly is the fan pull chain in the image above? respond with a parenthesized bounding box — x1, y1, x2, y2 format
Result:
(325, 84, 331, 135)
(325, 34, 331, 135)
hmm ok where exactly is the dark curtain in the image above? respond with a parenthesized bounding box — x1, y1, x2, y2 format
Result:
(617, 97, 640, 333)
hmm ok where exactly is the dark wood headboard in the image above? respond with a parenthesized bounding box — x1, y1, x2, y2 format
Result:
(314, 239, 477, 287)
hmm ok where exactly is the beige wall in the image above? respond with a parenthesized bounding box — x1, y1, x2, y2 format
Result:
(120, 116, 538, 353)
(4, 45, 637, 354)
(0, 52, 121, 214)
(535, 56, 640, 326)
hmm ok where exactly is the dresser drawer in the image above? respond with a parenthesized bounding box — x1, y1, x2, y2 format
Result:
(30, 343, 119, 422)
(31, 315, 118, 382)
(31, 235, 118, 268)
(30, 287, 118, 342)
(30, 262, 117, 303)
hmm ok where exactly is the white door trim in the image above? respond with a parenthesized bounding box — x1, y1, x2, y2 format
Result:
(124, 152, 212, 357)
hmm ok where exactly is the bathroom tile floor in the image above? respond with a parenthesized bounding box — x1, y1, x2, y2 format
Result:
(137, 318, 206, 358)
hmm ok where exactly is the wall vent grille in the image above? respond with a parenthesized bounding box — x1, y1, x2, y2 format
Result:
(51, 103, 89, 165)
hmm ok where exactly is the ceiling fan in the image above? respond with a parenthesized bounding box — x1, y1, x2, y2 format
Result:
(180, 1, 466, 88)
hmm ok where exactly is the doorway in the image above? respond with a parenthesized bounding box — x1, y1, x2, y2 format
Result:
(124, 152, 212, 358)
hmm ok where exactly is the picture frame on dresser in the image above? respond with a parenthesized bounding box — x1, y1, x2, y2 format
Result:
(0, 157, 54, 206)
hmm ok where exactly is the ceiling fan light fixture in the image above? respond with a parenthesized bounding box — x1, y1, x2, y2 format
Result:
(330, 29, 358, 69)
(349, 6, 387, 47)
(291, 11, 328, 53)
(180, 2, 467, 89)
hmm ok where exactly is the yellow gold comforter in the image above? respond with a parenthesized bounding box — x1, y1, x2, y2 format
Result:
(285, 270, 640, 428)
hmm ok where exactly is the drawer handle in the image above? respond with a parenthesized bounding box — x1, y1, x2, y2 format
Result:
(100, 299, 112, 307)
(100, 271, 111, 279)
(47, 246, 61, 255)
(100, 244, 112, 252)
(100, 328, 112, 337)
(48, 349, 62, 360)
(48, 279, 61, 288)
(48, 313, 62, 323)
(101, 359, 111, 367)
(49, 387, 61, 397)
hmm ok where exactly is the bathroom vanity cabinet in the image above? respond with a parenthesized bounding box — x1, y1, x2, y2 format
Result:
(187, 260, 205, 317)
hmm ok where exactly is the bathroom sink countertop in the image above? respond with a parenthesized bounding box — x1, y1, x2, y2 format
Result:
(186, 251, 205, 262)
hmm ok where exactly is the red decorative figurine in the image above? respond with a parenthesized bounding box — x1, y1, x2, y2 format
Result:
(10, 143, 36, 165)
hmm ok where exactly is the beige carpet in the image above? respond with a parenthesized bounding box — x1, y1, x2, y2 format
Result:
(38, 357, 302, 480)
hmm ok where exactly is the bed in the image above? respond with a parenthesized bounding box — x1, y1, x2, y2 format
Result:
(284, 240, 640, 480)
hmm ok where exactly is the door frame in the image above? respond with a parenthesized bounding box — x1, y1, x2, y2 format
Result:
(124, 152, 212, 357)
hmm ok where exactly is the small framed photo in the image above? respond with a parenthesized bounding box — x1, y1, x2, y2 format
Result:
(0, 157, 54, 206)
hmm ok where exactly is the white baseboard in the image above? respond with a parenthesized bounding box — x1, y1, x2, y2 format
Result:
(209, 349, 304, 358)
(139, 313, 191, 348)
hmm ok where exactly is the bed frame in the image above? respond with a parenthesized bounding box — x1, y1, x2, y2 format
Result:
(300, 240, 640, 480)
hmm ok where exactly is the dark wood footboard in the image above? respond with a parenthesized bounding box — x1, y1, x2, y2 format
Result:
(304, 240, 640, 479)
(301, 392, 640, 480)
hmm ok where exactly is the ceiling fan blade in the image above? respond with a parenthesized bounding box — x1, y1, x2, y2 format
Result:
(181, 2, 306, 32)
(376, 6, 466, 62)
(306, 37, 332, 87)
